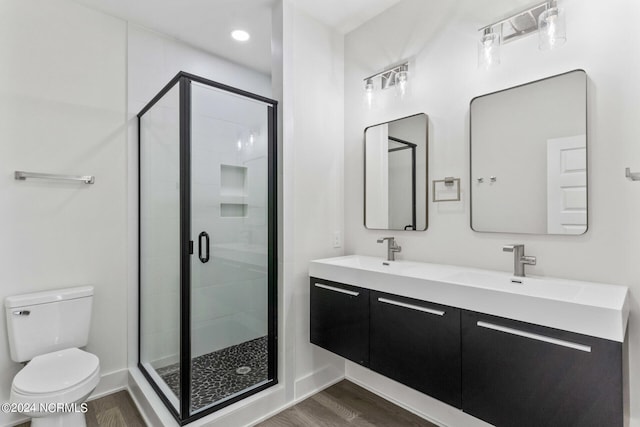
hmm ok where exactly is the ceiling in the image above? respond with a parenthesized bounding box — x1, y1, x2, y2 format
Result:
(73, 0, 539, 76)
(73, 0, 407, 76)
(294, 0, 404, 34)
(73, 0, 276, 74)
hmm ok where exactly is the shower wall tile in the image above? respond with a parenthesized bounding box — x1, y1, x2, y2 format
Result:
(141, 290, 180, 335)
(142, 327, 180, 369)
(191, 285, 239, 322)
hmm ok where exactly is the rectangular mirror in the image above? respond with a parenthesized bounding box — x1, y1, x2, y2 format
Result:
(470, 70, 587, 235)
(365, 113, 428, 231)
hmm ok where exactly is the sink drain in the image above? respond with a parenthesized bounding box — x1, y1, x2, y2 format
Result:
(236, 366, 251, 375)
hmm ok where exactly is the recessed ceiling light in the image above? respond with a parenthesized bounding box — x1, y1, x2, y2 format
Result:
(231, 30, 250, 42)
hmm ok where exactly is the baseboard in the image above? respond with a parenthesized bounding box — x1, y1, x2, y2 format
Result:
(345, 362, 492, 427)
(345, 372, 445, 427)
(294, 363, 344, 402)
(247, 364, 345, 426)
(89, 368, 129, 400)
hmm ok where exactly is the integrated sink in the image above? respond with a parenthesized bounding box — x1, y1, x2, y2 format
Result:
(309, 255, 629, 342)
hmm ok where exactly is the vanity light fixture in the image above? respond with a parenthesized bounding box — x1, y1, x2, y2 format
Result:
(363, 62, 410, 108)
(478, 0, 566, 68)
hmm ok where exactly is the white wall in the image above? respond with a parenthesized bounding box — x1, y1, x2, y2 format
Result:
(0, 0, 128, 424)
(344, 0, 640, 426)
(280, 0, 347, 401)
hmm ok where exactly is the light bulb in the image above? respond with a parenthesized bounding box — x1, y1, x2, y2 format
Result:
(478, 30, 500, 69)
(231, 30, 250, 42)
(538, 4, 566, 50)
(395, 70, 408, 98)
(236, 139, 242, 151)
(364, 78, 374, 109)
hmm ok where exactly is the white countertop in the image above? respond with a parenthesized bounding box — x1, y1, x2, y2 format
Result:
(309, 255, 629, 342)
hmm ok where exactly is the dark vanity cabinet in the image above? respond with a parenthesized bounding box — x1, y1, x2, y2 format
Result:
(461, 310, 623, 427)
(309, 277, 624, 427)
(310, 278, 370, 366)
(370, 290, 461, 408)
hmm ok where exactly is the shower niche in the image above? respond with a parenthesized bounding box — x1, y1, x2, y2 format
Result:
(138, 72, 277, 424)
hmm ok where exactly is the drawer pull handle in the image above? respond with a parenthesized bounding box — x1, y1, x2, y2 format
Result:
(477, 321, 591, 353)
(378, 298, 445, 316)
(12, 310, 30, 316)
(314, 283, 359, 297)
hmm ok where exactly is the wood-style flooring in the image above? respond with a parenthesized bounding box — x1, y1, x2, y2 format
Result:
(16, 390, 146, 427)
(256, 380, 439, 427)
(15, 381, 435, 427)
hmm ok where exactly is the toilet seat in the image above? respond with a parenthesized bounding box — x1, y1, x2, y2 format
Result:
(11, 348, 100, 406)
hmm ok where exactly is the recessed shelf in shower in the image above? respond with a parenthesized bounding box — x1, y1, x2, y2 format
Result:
(220, 203, 248, 218)
(220, 164, 248, 197)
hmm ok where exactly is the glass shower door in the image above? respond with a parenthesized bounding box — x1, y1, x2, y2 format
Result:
(188, 82, 272, 414)
(138, 72, 277, 424)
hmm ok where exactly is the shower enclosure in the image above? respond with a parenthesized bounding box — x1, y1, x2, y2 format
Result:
(138, 72, 277, 424)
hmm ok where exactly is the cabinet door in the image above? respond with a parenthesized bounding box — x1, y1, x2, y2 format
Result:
(462, 310, 623, 427)
(370, 291, 461, 408)
(309, 278, 369, 366)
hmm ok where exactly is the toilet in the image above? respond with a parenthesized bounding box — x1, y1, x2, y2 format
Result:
(5, 286, 100, 427)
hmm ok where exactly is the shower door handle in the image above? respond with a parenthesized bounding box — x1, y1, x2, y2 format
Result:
(198, 231, 210, 263)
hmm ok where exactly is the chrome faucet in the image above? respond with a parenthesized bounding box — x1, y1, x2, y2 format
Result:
(502, 244, 536, 277)
(377, 237, 401, 261)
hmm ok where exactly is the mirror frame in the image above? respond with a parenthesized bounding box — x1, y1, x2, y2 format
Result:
(469, 69, 588, 235)
(364, 113, 429, 231)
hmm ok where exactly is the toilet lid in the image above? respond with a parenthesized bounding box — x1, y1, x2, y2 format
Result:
(13, 348, 99, 395)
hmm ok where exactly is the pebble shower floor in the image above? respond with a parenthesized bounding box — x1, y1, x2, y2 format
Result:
(156, 336, 268, 411)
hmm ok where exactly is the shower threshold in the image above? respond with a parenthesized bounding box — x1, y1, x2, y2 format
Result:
(156, 336, 268, 412)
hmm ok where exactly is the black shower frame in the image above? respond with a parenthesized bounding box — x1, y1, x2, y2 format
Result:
(387, 136, 417, 230)
(137, 71, 278, 425)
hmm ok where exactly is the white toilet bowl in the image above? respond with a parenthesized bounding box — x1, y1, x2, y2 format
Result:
(10, 348, 100, 427)
(5, 286, 100, 427)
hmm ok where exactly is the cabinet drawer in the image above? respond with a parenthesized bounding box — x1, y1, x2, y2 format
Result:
(370, 291, 461, 408)
(461, 310, 623, 427)
(310, 278, 369, 366)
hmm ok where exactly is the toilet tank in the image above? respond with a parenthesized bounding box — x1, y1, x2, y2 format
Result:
(5, 286, 94, 362)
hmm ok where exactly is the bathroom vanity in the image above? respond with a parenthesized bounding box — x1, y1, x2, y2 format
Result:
(309, 255, 629, 427)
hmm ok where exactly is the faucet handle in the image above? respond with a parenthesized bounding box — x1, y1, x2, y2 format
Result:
(502, 244, 522, 252)
(377, 237, 394, 243)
